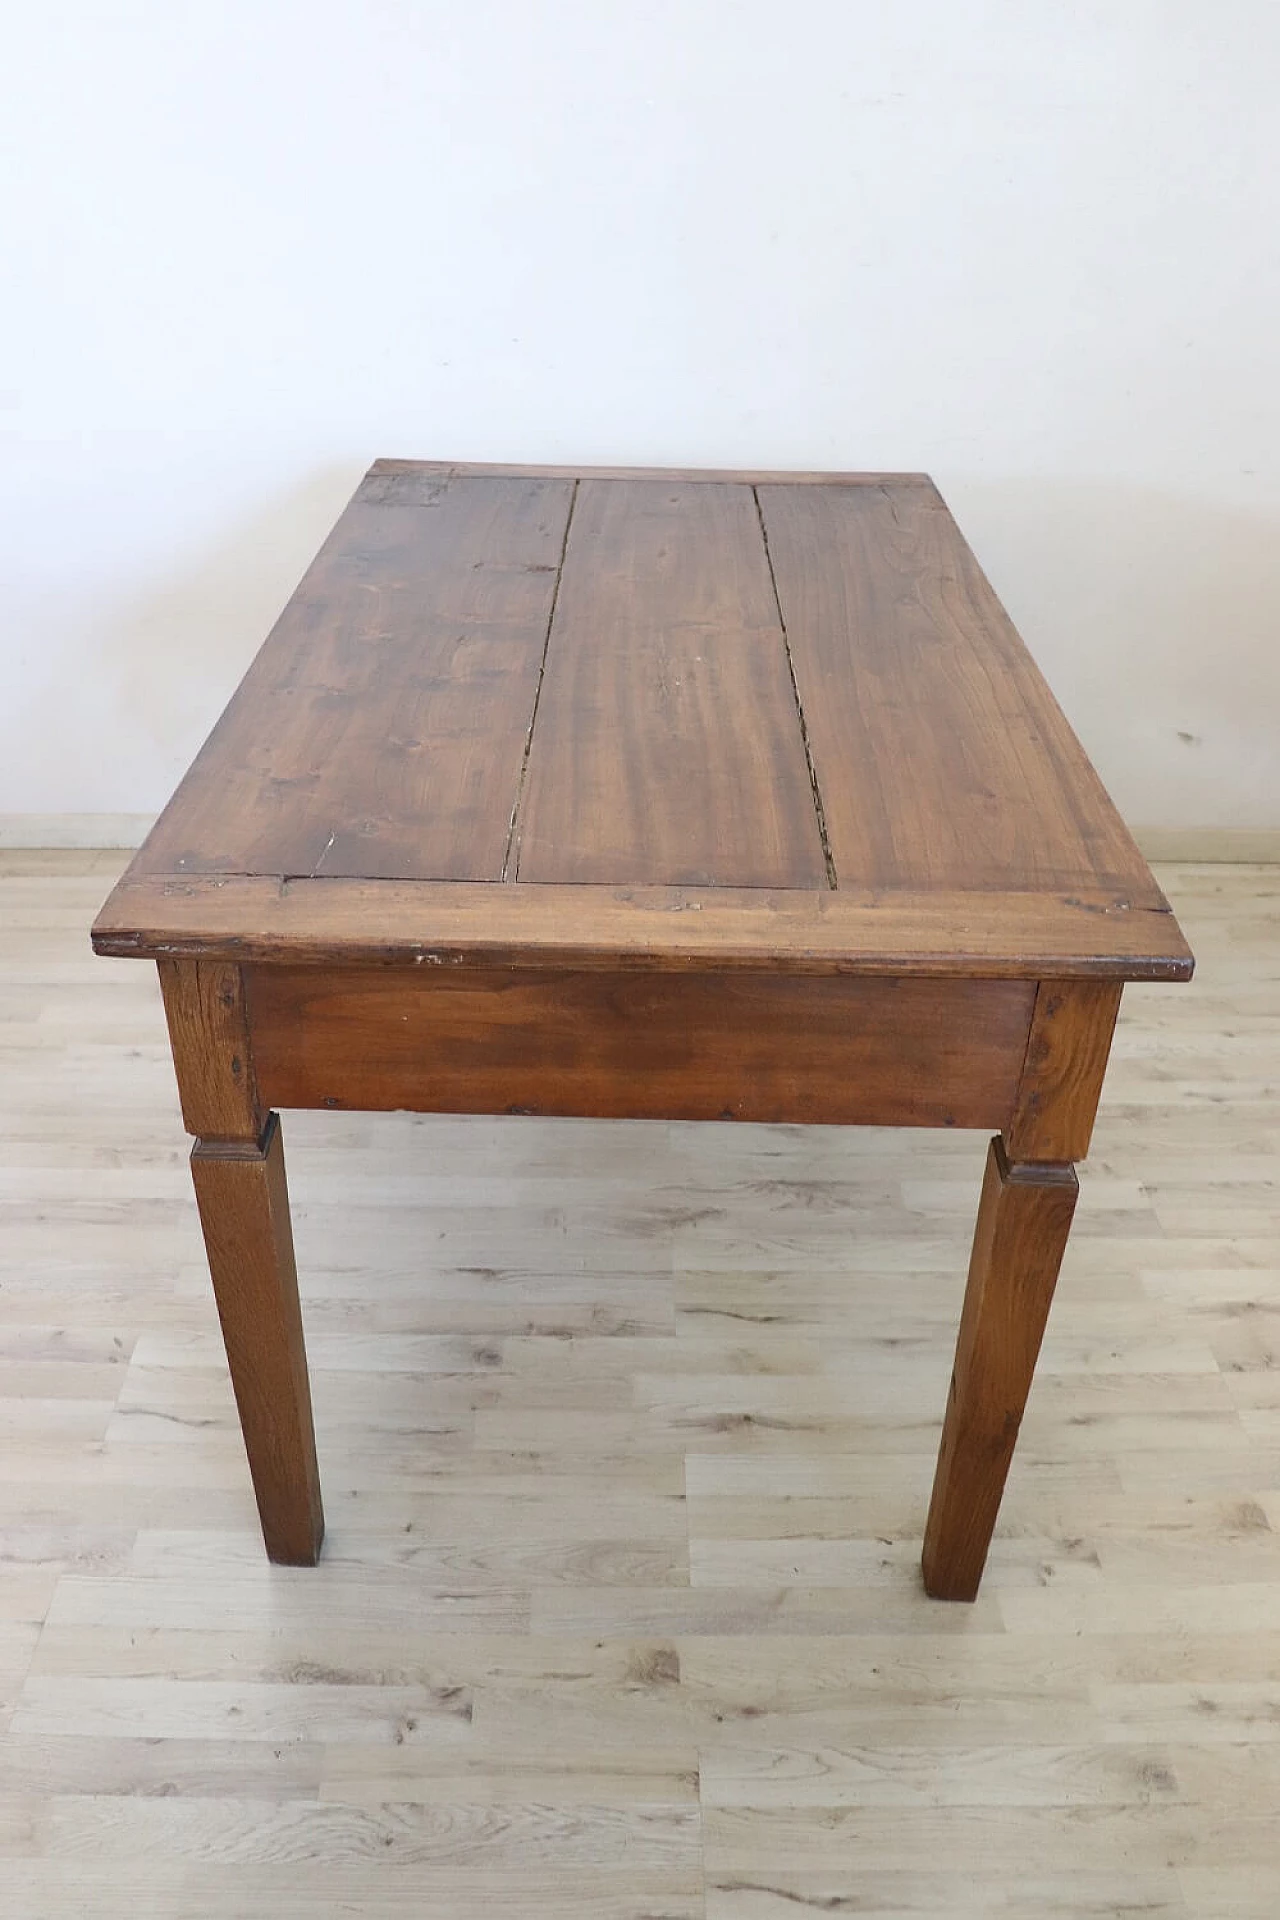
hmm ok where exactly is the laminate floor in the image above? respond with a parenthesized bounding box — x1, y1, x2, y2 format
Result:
(0, 852, 1277, 1916)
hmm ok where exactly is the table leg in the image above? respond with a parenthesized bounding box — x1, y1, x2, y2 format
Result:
(921, 1137, 1077, 1600)
(191, 1117, 323, 1565)
(157, 959, 324, 1566)
(922, 979, 1120, 1600)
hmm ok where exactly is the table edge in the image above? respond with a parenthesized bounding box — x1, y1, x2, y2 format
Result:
(91, 873, 1195, 981)
(370, 457, 946, 491)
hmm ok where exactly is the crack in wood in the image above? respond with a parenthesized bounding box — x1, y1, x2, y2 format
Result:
(502, 479, 580, 883)
(753, 486, 838, 891)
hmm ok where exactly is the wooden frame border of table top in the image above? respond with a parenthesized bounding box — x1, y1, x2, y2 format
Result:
(92, 873, 1193, 980)
(370, 458, 948, 487)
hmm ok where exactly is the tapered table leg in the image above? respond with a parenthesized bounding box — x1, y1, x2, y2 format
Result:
(158, 958, 325, 1565)
(190, 1113, 324, 1565)
(922, 1135, 1078, 1601)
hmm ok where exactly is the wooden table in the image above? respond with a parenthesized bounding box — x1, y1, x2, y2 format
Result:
(93, 460, 1193, 1600)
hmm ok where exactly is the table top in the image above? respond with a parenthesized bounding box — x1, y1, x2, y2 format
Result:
(93, 461, 1192, 981)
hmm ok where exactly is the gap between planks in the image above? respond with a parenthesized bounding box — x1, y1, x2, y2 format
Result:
(753, 485, 838, 890)
(502, 479, 580, 884)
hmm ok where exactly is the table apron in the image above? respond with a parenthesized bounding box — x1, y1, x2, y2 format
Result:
(244, 965, 1037, 1130)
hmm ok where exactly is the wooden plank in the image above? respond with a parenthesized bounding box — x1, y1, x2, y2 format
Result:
(246, 967, 1035, 1129)
(513, 480, 828, 887)
(1005, 979, 1124, 1163)
(757, 481, 1166, 902)
(94, 872, 1195, 980)
(134, 472, 575, 883)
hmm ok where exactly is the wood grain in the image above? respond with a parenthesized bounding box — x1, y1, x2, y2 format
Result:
(156, 958, 262, 1141)
(1006, 979, 1125, 1163)
(135, 472, 575, 883)
(189, 1114, 323, 1567)
(94, 874, 1194, 979)
(245, 967, 1036, 1129)
(922, 1136, 1079, 1600)
(93, 459, 1192, 993)
(513, 480, 827, 887)
(757, 480, 1166, 901)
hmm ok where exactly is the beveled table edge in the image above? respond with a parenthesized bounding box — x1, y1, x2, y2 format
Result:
(370, 457, 947, 490)
(92, 872, 1195, 981)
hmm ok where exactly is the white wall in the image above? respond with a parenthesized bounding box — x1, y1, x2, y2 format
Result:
(3, 0, 1278, 829)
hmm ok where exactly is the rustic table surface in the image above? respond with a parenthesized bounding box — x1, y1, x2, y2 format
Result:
(93, 460, 1193, 1598)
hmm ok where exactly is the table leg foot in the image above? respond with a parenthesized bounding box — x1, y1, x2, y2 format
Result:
(190, 1112, 324, 1566)
(922, 1134, 1078, 1601)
